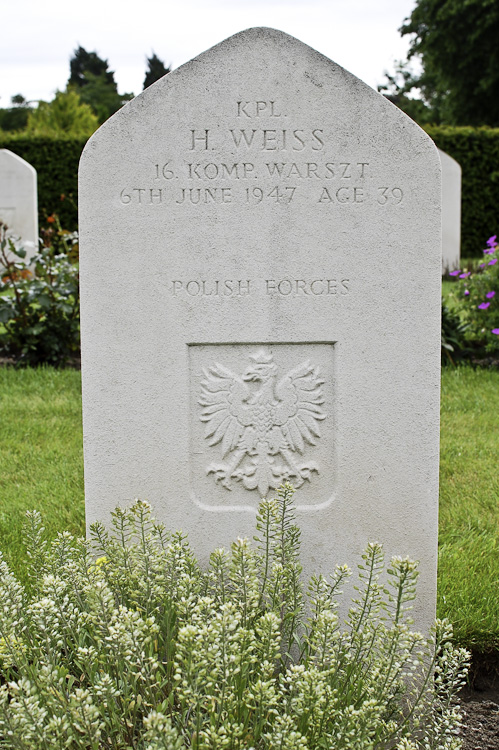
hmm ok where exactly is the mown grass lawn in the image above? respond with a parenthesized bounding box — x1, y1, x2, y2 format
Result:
(0, 365, 497, 650)
(438, 366, 499, 650)
(0, 368, 84, 580)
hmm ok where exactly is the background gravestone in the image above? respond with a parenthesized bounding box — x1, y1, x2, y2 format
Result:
(0, 149, 38, 264)
(80, 28, 441, 633)
(438, 148, 461, 274)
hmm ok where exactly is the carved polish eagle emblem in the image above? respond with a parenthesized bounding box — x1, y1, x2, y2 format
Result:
(198, 350, 327, 496)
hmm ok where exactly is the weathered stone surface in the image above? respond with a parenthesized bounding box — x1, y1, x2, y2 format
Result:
(439, 148, 461, 273)
(0, 149, 38, 263)
(79, 28, 441, 632)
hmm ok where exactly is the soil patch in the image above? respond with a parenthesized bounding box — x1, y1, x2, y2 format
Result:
(0, 355, 81, 368)
(461, 699, 499, 749)
(460, 652, 499, 749)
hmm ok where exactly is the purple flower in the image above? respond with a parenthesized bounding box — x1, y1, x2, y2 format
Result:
(479, 263, 486, 269)
(459, 272, 470, 278)
(489, 259, 498, 266)
(492, 328, 499, 335)
(487, 235, 497, 247)
(486, 291, 496, 298)
(478, 302, 490, 310)
(464, 289, 470, 296)
(449, 270, 460, 276)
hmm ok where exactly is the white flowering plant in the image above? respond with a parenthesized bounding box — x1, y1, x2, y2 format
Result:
(0, 484, 469, 749)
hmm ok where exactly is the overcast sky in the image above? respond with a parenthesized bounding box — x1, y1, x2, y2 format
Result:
(1, 0, 418, 107)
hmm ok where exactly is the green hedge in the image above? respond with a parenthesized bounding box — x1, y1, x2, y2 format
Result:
(1, 128, 499, 257)
(0, 136, 86, 232)
(425, 126, 499, 257)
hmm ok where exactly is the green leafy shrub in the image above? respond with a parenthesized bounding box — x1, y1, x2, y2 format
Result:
(0, 217, 80, 367)
(0, 485, 469, 749)
(25, 90, 99, 138)
(446, 234, 499, 356)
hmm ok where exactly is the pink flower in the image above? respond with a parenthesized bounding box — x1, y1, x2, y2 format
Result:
(487, 235, 497, 247)
(459, 272, 470, 278)
(486, 291, 496, 299)
(489, 259, 498, 266)
(478, 302, 490, 310)
(449, 270, 460, 276)
(464, 289, 470, 296)
(492, 328, 499, 335)
(479, 263, 486, 269)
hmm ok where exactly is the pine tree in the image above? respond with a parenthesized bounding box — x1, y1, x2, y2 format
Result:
(69, 46, 116, 89)
(143, 53, 171, 90)
(67, 46, 133, 124)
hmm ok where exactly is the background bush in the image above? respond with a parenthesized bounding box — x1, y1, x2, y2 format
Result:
(425, 125, 499, 258)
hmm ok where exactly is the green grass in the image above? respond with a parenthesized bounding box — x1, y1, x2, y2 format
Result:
(0, 367, 84, 580)
(438, 365, 499, 651)
(0, 365, 498, 651)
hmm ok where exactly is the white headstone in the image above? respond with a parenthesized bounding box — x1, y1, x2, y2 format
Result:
(438, 149, 461, 274)
(0, 149, 38, 263)
(80, 28, 441, 633)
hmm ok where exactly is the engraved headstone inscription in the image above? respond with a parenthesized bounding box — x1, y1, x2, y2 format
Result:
(0, 149, 38, 265)
(438, 148, 461, 274)
(79, 28, 441, 632)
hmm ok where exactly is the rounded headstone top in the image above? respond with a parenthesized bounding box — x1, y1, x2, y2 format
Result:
(0, 149, 37, 177)
(438, 148, 462, 175)
(82, 26, 439, 172)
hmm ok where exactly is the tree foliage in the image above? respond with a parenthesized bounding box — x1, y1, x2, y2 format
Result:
(378, 63, 436, 124)
(25, 90, 99, 138)
(391, 0, 499, 126)
(76, 73, 133, 124)
(67, 46, 133, 124)
(0, 95, 32, 133)
(68, 46, 116, 89)
(143, 52, 170, 90)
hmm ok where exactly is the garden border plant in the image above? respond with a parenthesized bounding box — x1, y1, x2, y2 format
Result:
(0, 484, 469, 749)
(0, 216, 80, 367)
(445, 234, 499, 359)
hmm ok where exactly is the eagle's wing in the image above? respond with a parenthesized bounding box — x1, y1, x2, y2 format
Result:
(273, 360, 326, 453)
(198, 364, 253, 457)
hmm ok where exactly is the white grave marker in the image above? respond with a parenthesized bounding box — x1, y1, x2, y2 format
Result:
(79, 28, 442, 633)
(0, 149, 38, 263)
(438, 148, 461, 274)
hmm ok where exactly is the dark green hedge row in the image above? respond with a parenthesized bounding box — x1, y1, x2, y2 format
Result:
(0, 136, 86, 232)
(1, 129, 498, 257)
(425, 125, 499, 257)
